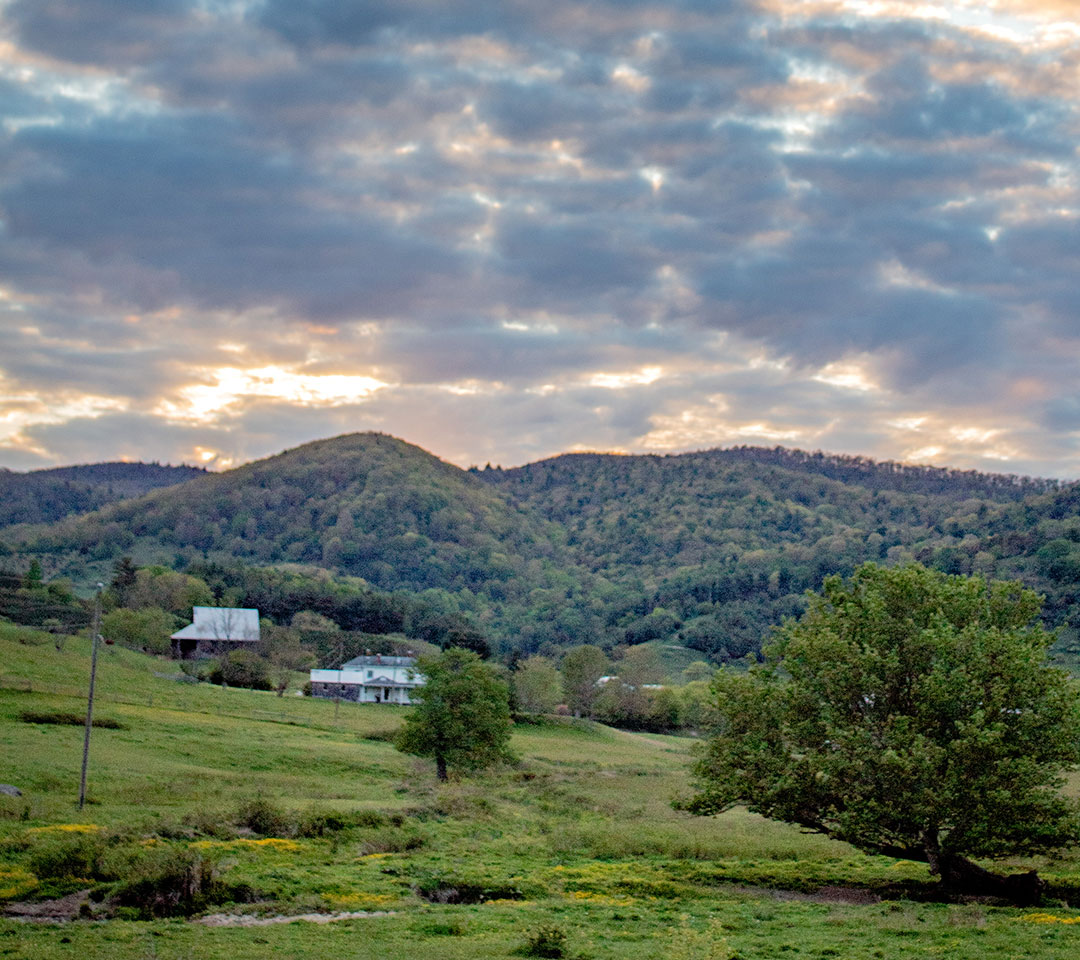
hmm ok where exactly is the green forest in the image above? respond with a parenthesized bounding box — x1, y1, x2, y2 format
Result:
(2, 433, 1079, 666)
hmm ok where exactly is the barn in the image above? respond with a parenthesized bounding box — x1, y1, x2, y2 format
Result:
(170, 606, 260, 659)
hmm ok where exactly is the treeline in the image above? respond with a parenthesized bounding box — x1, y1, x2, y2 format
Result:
(508, 643, 715, 733)
(693, 446, 1058, 500)
(0, 462, 204, 528)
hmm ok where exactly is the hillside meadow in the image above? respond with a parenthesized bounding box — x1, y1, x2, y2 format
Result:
(2, 624, 1080, 958)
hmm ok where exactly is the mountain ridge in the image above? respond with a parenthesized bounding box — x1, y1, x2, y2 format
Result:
(2, 432, 1078, 662)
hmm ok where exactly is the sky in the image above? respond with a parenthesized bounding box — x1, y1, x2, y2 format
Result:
(2, 0, 1080, 479)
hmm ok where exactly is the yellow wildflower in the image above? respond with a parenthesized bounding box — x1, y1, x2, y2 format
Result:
(0, 867, 39, 900)
(322, 892, 396, 908)
(1020, 913, 1080, 925)
(25, 824, 100, 834)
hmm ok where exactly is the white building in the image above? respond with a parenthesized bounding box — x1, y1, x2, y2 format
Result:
(309, 654, 424, 705)
(170, 606, 260, 659)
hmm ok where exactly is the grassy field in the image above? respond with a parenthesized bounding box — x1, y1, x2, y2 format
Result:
(2, 622, 1080, 959)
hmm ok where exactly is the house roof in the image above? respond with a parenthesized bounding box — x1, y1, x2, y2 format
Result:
(170, 606, 260, 642)
(342, 655, 416, 668)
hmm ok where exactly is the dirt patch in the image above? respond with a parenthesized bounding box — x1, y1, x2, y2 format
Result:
(3, 890, 92, 922)
(197, 910, 395, 927)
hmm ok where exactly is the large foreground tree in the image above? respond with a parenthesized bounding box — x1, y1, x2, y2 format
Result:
(395, 648, 516, 781)
(686, 563, 1080, 902)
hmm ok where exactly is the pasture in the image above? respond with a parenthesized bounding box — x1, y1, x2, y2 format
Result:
(2, 623, 1079, 959)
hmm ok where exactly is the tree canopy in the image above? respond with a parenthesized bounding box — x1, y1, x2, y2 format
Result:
(395, 648, 516, 781)
(686, 563, 1080, 901)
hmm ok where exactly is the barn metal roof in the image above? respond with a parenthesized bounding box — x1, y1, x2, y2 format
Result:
(170, 606, 260, 642)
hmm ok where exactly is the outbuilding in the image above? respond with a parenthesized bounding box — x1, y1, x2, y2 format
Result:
(170, 606, 260, 659)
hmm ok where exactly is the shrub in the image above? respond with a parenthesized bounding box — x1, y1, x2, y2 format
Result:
(413, 871, 526, 904)
(25, 830, 108, 883)
(108, 846, 218, 919)
(208, 650, 273, 690)
(522, 924, 568, 959)
(236, 797, 293, 836)
(101, 607, 177, 655)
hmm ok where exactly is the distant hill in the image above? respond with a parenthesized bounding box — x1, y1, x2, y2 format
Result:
(0, 462, 206, 528)
(1, 433, 572, 608)
(3, 434, 1078, 664)
(478, 448, 1080, 659)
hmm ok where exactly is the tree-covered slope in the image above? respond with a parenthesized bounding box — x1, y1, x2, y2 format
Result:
(3, 435, 1078, 663)
(480, 449, 1080, 659)
(4, 433, 567, 600)
(0, 462, 206, 528)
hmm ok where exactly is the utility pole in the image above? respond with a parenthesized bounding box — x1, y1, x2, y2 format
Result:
(78, 584, 104, 810)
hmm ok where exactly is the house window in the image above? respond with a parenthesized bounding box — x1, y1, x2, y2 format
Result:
(367, 670, 373, 678)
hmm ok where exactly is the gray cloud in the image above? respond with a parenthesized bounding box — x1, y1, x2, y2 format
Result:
(2, 0, 1080, 477)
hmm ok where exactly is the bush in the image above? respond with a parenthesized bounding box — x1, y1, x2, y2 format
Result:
(236, 797, 293, 836)
(108, 846, 217, 918)
(102, 607, 176, 655)
(208, 650, 273, 690)
(413, 871, 526, 904)
(25, 830, 108, 883)
(106, 844, 258, 919)
(522, 925, 568, 958)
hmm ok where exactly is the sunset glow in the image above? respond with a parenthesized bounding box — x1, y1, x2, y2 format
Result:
(1, 1, 1079, 477)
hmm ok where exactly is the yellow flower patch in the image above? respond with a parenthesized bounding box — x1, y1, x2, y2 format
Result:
(357, 852, 392, 861)
(24, 824, 100, 835)
(1020, 912, 1080, 925)
(566, 890, 635, 906)
(190, 837, 301, 853)
(0, 866, 38, 900)
(322, 892, 396, 908)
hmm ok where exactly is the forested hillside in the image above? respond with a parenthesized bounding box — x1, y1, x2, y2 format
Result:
(2, 434, 1078, 662)
(480, 450, 1080, 659)
(0, 462, 206, 528)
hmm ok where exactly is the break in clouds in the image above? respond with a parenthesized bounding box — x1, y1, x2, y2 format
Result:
(2, 0, 1080, 476)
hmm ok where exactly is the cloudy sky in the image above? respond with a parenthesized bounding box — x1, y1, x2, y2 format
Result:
(2, 1, 1080, 478)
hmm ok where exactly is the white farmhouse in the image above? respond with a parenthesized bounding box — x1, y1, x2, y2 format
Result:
(309, 654, 424, 705)
(170, 606, 260, 659)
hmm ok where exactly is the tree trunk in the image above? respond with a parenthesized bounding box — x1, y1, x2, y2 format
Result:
(922, 828, 1042, 905)
(436, 755, 448, 782)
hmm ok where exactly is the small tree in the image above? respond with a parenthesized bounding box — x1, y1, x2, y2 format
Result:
(261, 621, 317, 697)
(23, 559, 43, 588)
(109, 556, 138, 608)
(686, 563, 1080, 902)
(561, 645, 608, 718)
(395, 648, 516, 781)
(102, 607, 177, 655)
(513, 655, 562, 715)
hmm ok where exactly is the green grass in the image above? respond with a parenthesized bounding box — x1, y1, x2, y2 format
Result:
(2, 623, 1080, 958)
